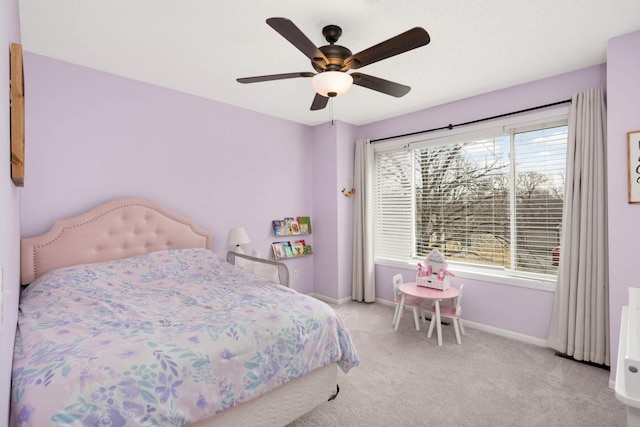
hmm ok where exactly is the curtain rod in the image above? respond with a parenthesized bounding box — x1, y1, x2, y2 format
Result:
(370, 99, 572, 143)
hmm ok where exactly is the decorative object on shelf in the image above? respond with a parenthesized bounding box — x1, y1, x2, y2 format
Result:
(342, 188, 355, 197)
(628, 130, 640, 203)
(10, 43, 25, 187)
(227, 227, 251, 254)
(416, 248, 455, 290)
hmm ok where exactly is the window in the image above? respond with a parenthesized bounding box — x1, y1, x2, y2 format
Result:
(373, 110, 568, 285)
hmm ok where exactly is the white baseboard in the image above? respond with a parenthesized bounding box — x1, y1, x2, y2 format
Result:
(461, 319, 547, 347)
(374, 298, 396, 309)
(375, 297, 547, 347)
(309, 293, 353, 306)
(311, 295, 548, 347)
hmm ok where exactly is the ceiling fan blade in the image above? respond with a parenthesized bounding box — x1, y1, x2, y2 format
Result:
(267, 17, 329, 70)
(351, 73, 411, 97)
(310, 93, 329, 110)
(237, 72, 315, 84)
(341, 27, 430, 71)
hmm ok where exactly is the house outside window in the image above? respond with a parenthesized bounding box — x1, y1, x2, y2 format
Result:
(373, 107, 568, 290)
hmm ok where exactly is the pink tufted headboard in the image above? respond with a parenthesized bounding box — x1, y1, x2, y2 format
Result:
(21, 198, 213, 285)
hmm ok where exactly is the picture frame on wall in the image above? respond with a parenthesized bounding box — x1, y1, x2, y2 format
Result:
(628, 130, 640, 203)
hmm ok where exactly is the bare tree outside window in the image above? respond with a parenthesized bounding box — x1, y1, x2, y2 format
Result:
(374, 124, 567, 278)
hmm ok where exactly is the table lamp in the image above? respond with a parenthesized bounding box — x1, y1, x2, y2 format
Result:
(227, 227, 250, 254)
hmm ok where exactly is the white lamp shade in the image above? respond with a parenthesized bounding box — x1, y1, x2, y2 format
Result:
(227, 227, 250, 249)
(312, 71, 353, 97)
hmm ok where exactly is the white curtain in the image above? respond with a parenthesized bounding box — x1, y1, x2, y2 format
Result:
(352, 138, 375, 302)
(547, 87, 609, 365)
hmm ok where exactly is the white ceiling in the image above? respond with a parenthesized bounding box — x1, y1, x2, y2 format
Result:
(18, 1, 640, 127)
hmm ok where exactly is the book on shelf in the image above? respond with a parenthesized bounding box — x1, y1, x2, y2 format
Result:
(282, 218, 291, 235)
(291, 240, 305, 256)
(297, 216, 312, 234)
(284, 244, 294, 258)
(271, 241, 290, 260)
(272, 220, 285, 236)
(289, 220, 300, 235)
(303, 245, 313, 255)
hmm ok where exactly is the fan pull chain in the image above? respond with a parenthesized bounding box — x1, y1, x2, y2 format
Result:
(330, 97, 334, 127)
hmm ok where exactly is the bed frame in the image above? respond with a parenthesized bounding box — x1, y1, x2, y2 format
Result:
(227, 250, 290, 287)
(21, 197, 212, 285)
(19, 197, 337, 426)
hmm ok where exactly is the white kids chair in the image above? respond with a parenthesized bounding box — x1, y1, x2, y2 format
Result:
(392, 274, 425, 330)
(426, 284, 465, 344)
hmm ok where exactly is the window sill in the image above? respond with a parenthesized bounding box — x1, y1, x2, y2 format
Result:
(375, 258, 557, 293)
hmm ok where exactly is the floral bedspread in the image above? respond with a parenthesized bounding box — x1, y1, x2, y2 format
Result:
(11, 248, 359, 426)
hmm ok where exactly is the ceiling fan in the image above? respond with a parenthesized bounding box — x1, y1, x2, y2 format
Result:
(237, 17, 431, 111)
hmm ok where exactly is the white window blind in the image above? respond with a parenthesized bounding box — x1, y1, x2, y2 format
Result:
(373, 147, 413, 262)
(373, 117, 568, 281)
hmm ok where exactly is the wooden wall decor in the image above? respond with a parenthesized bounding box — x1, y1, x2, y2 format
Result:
(10, 43, 25, 187)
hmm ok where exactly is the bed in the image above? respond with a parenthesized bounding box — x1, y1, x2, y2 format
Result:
(11, 198, 359, 426)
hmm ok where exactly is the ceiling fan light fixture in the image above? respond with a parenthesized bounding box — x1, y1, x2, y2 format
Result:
(239, 19, 430, 110)
(312, 71, 353, 97)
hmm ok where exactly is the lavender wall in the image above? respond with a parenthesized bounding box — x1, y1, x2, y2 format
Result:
(310, 120, 357, 302)
(358, 65, 606, 142)
(357, 65, 607, 340)
(0, 0, 22, 425)
(20, 53, 317, 294)
(607, 29, 640, 380)
(311, 123, 340, 300)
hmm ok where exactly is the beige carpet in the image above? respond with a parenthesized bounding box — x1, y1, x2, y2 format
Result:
(287, 301, 627, 427)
